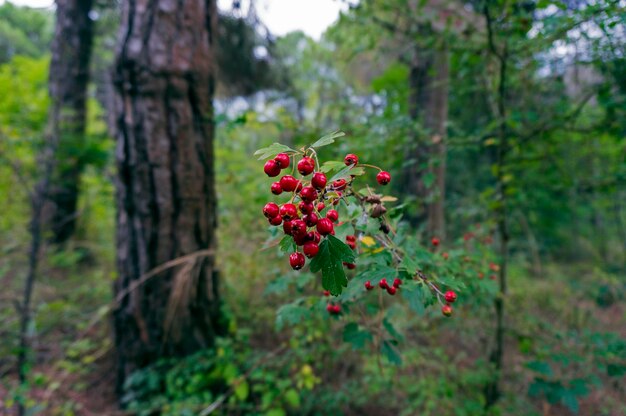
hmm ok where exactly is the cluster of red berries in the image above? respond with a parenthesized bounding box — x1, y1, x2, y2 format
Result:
(364, 277, 402, 295)
(262, 151, 391, 271)
(441, 290, 457, 317)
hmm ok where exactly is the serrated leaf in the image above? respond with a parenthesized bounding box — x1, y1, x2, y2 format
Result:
(309, 235, 356, 295)
(310, 130, 345, 149)
(279, 235, 296, 253)
(320, 160, 345, 173)
(381, 340, 402, 365)
(276, 300, 310, 329)
(343, 322, 373, 350)
(526, 360, 553, 377)
(329, 165, 365, 182)
(254, 143, 297, 160)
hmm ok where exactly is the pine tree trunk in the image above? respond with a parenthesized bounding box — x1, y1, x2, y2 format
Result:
(111, 0, 224, 395)
(44, 0, 94, 244)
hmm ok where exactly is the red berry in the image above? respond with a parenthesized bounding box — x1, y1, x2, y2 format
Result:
(271, 182, 283, 195)
(264, 159, 281, 177)
(431, 237, 440, 247)
(393, 278, 402, 288)
(274, 153, 290, 169)
(344, 153, 358, 166)
(442, 305, 453, 317)
(303, 241, 319, 258)
(311, 172, 327, 190)
(299, 186, 318, 203)
(333, 192, 342, 205)
(364, 281, 374, 290)
(295, 181, 303, 192)
(317, 218, 334, 235)
(283, 220, 293, 235)
(280, 175, 299, 192)
(442, 252, 449, 260)
(489, 262, 499, 272)
(387, 286, 397, 295)
(316, 202, 326, 212)
(303, 213, 318, 227)
(326, 209, 339, 222)
(323, 290, 330, 297)
(478, 272, 485, 279)
(344, 262, 356, 270)
(444, 290, 457, 303)
(347, 240, 356, 250)
(307, 231, 321, 244)
(280, 203, 298, 220)
(263, 202, 279, 218)
(268, 215, 282, 226)
(289, 252, 305, 270)
(379, 278, 389, 289)
(297, 157, 315, 175)
(376, 171, 391, 185)
(293, 232, 308, 246)
(326, 303, 334, 313)
(299, 202, 314, 214)
(290, 219, 307, 236)
(332, 179, 347, 190)
(332, 304, 341, 314)
(346, 235, 356, 242)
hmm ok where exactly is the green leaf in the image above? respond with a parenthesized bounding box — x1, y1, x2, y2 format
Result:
(320, 160, 345, 173)
(381, 340, 402, 365)
(309, 235, 356, 295)
(276, 300, 310, 329)
(343, 322, 373, 350)
(279, 235, 296, 253)
(234, 381, 249, 401)
(422, 172, 435, 189)
(561, 389, 579, 414)
(328, 164, 365, 182)
(284, 389, 301, 408)
(526, 360, 553, 377)
(310, 130, 345, 149)
(254, 143, 297, 160)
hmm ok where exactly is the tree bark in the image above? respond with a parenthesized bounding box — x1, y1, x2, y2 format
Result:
(44, 0, 94, 244)
(111, 0, 224, 395)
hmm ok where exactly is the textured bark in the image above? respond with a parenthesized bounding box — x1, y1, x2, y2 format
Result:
(406, 42, 449, 238)
(44, 0, 94, 244)
(111, 0, 224, 395)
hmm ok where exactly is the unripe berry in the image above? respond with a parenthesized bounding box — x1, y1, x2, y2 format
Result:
(393, 278, 402, 288)
(268, 215, 282, 226)
(303, 213, 318, 227)
(387, 286, 397, 295)
(317, 218, 334, 235)
(299, 186, 318, 203)
(376, 171, 391, 185)
(344, 153, 358, 166)
(271, 182, 283, 195)
(326, 209, 339, 222)
(280, 203, 298, 220)
(289, 252, 305, 270)
(364, 281, 374, 290)
(264, 159, 281, 177)
(379, 278, 389, 289)
(332, 179, 347, 190)
(442, 305, 453, 317)
(431, 237, 440, 246)
(303, 241, 319, 258)
(299, 201, 314, 214)
(311, 172, 327, 190)
(274, 153, 290, 169)
(297, 157, 315, 175)
(263, 202, 279, 218)
(444, 290, 457, 303)
(280, 175, 299, 192)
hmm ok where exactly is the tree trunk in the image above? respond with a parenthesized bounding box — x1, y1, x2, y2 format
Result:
(111, 0, 224, 395)
(44, 0, 94, 244)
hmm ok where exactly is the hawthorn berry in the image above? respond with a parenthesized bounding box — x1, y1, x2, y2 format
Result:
(271, 182, 283, 195)
(344, 153, 358, 166)
(326, 303, 334, 313)
(387, 286, 397, 295)
(274, 153, 290, 169)
(293, 232, 308, 246)
(442, 305, 453, 317)
(290, 219, 307, 236)
(299, 201, 314, 214)
(311, 172, 327, 190)
(332, 304, 341, 314)
(393, 278, 402, 288)
(332, 179, 347, 190)
(289, 252, 305, 270)
(307, 231, 321, 243)
(263, 202, 279, 218)
(282, 220, 292, 235)
(323, 290, 330, 296)
(279, 203, 298, 220)
(268, 215, 282, 226)
(317, 218, 334, 235)
(303, 213, 318, 227)
(326, 209, 339, 222)
(376, 171, 391, 185)
(431, 237, 440, 246)
(444, 290, 457, 303)
(280, 175, 299, 192)
(347, 240, 356, 250)
(316, 202, 325, 212)
(297, 157, 315, 175)
(346, 235, 356, 242)
(364, 281, 374, 290)
(264, 159, 281, 177)
(300, 186, 318, 202)
(379, 278, 389, 289)
(344, 262, 356, 270)
(303, 241, 319, 258)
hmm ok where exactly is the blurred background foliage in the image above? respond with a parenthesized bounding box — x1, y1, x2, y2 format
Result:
(0, 0, 624, 415)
